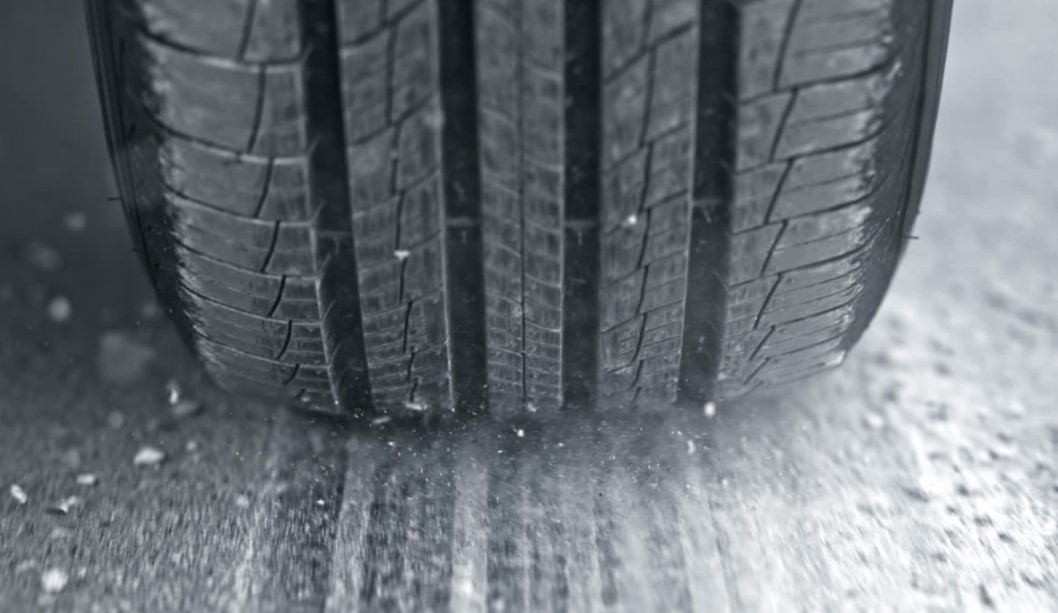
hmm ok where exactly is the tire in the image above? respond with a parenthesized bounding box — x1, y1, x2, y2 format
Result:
(86, 0, 952, 417)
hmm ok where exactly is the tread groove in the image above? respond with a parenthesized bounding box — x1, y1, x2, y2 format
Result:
(439, 0, 488, 414)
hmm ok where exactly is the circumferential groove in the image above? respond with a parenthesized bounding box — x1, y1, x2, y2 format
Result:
(438, 0, 489, 414)
(561, 0, 603, 411)
(676, 0, 739, 406)
(298, 0, 372, 412)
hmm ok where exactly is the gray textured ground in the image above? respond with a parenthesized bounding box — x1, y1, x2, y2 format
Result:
(2, 0, 1058, 611)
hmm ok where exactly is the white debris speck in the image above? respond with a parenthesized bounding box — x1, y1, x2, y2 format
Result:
(10, 484, 27, 504)
(171, 400, 203, 419)
(48, 496, 83, 515)
(76, 567, 87, 579)
(185, 440, 199, 453)
(235, 495, 251, 509)
(515, 428, 525, 438)
(75, 474, 98, 487)
(623, 214, 638, 226)
(47, 296, 72, 322)
(107, 411, 125, 429)
(387, 441, 396, 447)
(394, 249, 410, 261)
(526, 402, 538, 414)
(315, 499, 325, 507)
(26, 242, 62, 272)
(403, 401, 425, 412)
(64, 213, 87, 232)
(41, 568, 68, 593)
(703, 402, 717, 418)
(166, 380, 182, 405)
(687, 440, 696, 455)
(371, 416, 392, 426)
(864, 411, 886, 429)
(133, 446, 166, 466)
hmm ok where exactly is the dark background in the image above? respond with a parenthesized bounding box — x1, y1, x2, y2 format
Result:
(2, 0, 1058, 611)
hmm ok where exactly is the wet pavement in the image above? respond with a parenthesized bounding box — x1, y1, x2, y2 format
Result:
(2, 0, 1058, 610)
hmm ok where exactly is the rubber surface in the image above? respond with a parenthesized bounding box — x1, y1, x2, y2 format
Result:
(86, 0, 952, 417)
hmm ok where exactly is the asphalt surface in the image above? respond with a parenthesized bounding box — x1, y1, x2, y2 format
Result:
(2, 0, 1058, 611)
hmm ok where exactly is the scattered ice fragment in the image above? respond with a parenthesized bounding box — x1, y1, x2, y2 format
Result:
(315, 499, 325, 507)
(515, 429, 525, 438)
(403, 401, 425, 412)
(98, 332, 156, 385)
(387, 441, 396, 447)
(166, 380, 182, 405)
(76, 567, 87, 579)
(623, 214, 638, 226)
(235, 495, 250, 509)
(15, 560, 37, 574)
(371, 416, 392, 426)
(41, 568, 68, 593)
(171, 400, 203, 419)
(686, 440, 696, 455)
(185, 440, 199, 453)
(47, 296, 72, 322)
(133, 446, 165, 466)
(10, 484, 27, 504)
(703, 402, 717, 418)
(76, 474, 98, 486)
(64, 213, 87, 232)
(47, 496, 82, 515)
(26, 242, 62, 272)
(864, 411, 886, 429)
(107, 411, 125, 429)
(394, 249, 410, 261)
(526, 402, 538, 414)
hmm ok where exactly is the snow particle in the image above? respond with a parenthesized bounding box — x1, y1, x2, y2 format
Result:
(64, 213, 87, 232)
(864, 411, 886, 429)
(703, 402, 717, 418)
(41, 568, 68, 593)
(235, 495, 250, 509)
(133, 446, 166, 466)
(47, 496, 83, 515)
(107, 411, 125, 429)
(623, 214, 638, 226)
(166, 380, 182, 405)
(10, 484, 27, 504)
(76, 474, 98, 487)
(98, 332, 156, 385)
(170, 400, 203, 419)
(394, 249, 410, 261)
(47, 296, 72, 322)
(403, 401, 425, 412)
(515, 428, 525, 438)
(26, 242, 62, 272)
(371, 416, 392, 426)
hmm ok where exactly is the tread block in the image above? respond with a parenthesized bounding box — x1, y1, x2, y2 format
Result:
(126, 0, 301, 61)
(137, 33, 309, 154)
